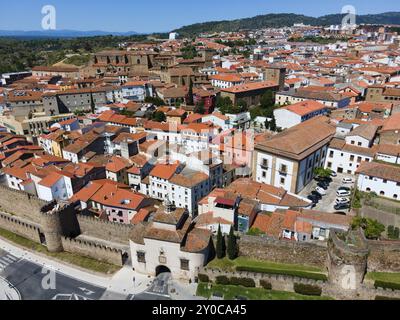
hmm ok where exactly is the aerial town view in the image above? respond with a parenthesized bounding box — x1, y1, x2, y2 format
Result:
(0, 0, 400, 307)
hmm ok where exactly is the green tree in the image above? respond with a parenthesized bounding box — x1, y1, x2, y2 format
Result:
(269, 116, 277, 132)
(236, 99, 248, 113)
(145, 96, 165, 106)
(152, 111, 166, 122)
(216, 224, 226, 259)
(227, 226, 238, 260)
(260, 90, 275, 108)
(187, 79, 194, 106)
(216, 96, 232, 114)
(194, 101, 206, 114)
(352, 217, 385, 240)
(314, 167, 333, 178)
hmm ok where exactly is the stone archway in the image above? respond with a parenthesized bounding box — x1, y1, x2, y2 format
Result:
(155, 265, 171, 276)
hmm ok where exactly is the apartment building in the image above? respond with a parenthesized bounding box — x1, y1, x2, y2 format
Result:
(253, 116, 336, 194)
(274, 100, 328, 129)
(356, 161, 400, 201)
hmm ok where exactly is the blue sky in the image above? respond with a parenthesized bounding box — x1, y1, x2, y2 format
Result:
(0, 0, 399, 33)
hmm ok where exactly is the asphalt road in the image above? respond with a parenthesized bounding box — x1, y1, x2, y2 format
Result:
(133, 273, 171, 301)
(0, 249, 107, 300)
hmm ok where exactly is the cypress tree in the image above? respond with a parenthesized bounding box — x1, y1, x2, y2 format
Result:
(227, 226, 238, 260)
(216, 224, 225, 259)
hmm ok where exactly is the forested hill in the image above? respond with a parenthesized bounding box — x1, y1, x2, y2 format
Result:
(173, 12, 400, 36)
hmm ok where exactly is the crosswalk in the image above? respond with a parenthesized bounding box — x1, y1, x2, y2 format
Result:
(0, 254, 18, 273)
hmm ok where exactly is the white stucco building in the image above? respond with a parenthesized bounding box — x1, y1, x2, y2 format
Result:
(129, 202, 212, 281)
(356, 161, 400, 201)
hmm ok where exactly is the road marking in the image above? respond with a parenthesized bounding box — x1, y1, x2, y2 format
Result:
(0, 254, 18, 272)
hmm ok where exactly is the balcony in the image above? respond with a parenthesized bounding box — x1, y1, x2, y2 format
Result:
(260, 162, 269, 170)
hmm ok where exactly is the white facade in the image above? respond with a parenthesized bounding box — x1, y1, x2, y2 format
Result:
(345, 135, 371, 148)
(274, 108, 303, 129)
(357, 173, 400, 201)
(325, 149, 373, 175)
(130, 238, 208, 281)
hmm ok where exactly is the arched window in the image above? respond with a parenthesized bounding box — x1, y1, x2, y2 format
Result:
(380, 191, 385, 196)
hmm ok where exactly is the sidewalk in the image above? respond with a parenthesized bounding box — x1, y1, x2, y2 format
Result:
(0, 238, 152, 299)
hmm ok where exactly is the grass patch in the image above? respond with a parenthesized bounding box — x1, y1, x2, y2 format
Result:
(0, 227, 120, 274)
(207, 257, 327, 281)
(196, 283, 332, 300)
(366, 272, 400, 285)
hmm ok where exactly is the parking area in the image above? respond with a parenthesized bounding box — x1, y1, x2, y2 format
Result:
(299, 173, 356, 213)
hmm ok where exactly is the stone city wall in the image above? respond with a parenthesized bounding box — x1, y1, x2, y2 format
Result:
(239, 235, 328, 268)
(0, 211, 42, 243)
(61, 237, 124, 266)
(201, 267, 400, 300)
(77, 215, 134, 245)
(367, 240, 400, 273)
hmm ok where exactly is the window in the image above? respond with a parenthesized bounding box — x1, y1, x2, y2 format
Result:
(351, 140, 355, 145)
(261, 159, 268, 168)
(280, 177, 285, 184)
(380, 191, 385, 196)
(262, 171, 267, 178)
(280, 164, 288, 174)
(180, 259, 190, 271)
(350, 155, 355, 161)
(358, 142, 362, 147)
(383, 180, 388, 184)
(366, 188, 371, 192)
(357, 157, 362, 163)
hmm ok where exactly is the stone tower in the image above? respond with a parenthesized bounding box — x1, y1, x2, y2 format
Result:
(40, 202, 80, 252)
(40, 204, 63, 252)
(327, 229, 369, 294)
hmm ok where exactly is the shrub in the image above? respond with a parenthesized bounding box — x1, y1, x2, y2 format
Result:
(375, 296, 400, 300)
(215, 275, 230, 285)
(294, 283, 322, 296)
(235, 266, 328, 281)
(374, 281, 400, 291)
(229, 277, 256, 288)
(198, 273, 209, 283)
(260, 279, 272, 290)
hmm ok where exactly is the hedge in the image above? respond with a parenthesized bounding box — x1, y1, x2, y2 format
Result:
(198, 273, 209, 283)
(294, 283, 322, 296)
(375, 296, 400, 300)
(229, 277, 256, 288)
(215, 275, 230, 285)
(235, 266, 328, 281)
(374, 281, 400, 291)
(260, 279, 272, 290)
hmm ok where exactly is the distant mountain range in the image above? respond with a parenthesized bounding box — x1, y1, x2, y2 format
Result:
(0, 29, 140, 38)
(174, 12, 400, 36)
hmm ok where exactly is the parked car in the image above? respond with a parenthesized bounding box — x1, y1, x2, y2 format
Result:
(330, 171, 337, 177)
(337, 190, 351, 197)
(334, 203, 350, 211)
(317, 182, 329, 190)
(316, 187, 327, 196)
(342, 177, 354, 184)
(338, 186, 351, 192)
(335, 197, 350, 205)
(311, 191, 323, 200)
(334, 211, 347, 216)
(308, 195, 319, 204)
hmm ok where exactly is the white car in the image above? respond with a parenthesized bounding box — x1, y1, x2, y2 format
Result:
(315, 187, 327, 196)
(335, 198, 350, 205)
(337, 190, 351, 197)
(342, 177, 354, 184)
(330, 171, 338, 177)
